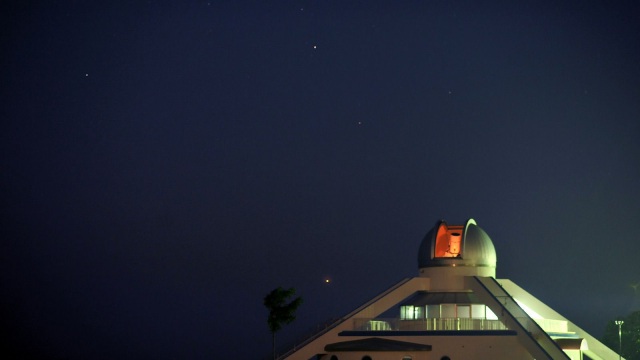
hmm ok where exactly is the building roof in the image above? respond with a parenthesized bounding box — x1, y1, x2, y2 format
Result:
(418, 218, 497, 269)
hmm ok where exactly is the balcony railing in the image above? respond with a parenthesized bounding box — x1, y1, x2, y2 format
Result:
(353, 317, 509, 331)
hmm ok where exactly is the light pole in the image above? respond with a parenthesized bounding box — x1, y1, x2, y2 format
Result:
(614, 320, 624, 360)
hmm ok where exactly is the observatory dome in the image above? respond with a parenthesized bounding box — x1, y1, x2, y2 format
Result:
(418, 218, 497, 270)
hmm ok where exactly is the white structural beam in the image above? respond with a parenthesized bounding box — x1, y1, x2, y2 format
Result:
(466, 276, 570, 360)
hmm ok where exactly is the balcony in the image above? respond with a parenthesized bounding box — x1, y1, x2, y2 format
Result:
(352, 317, 509, 331)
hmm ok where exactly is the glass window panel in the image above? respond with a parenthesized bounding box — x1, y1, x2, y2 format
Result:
(401, 305, 414, 320)
(441, 304, 456, 318)
(369, 320, 390, 330)
(458, 305, 470, 318)
(486, 306, 498, 320)
(426, 305, 440, 318)
(471, 304, 485, 319)
(414, 306, 424, 319)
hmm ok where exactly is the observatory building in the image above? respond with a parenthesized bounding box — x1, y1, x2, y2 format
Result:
(279, 219, 621, 360)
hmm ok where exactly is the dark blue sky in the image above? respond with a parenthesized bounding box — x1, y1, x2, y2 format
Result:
(2, 1, 639, 359)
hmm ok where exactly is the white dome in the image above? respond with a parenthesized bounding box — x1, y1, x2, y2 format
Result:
(418, 218, 497, 269)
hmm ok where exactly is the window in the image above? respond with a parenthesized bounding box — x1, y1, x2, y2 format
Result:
(421, 303, 500, 321)
(401, 305, 424, 319)
(369, 320, 391, 330)
(457, 305, 470, 318)
(426, 304, 440, 318)
(414, 306, 424, 319)
(486, 307, 498, 320)
(441, 304, 456, 318)
(471, 304, 485, 319)
(400, 305, 414, 320)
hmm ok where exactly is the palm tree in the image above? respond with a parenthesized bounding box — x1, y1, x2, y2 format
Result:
(263, 287, 303, 360)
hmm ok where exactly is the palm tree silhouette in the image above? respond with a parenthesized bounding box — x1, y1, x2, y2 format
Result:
(264, 287, 303, 360)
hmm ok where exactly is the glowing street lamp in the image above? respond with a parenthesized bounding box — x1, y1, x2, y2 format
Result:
(614, 320, 624, 360)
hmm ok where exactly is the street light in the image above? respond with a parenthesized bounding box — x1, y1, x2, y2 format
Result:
(614, 320, 624, 360)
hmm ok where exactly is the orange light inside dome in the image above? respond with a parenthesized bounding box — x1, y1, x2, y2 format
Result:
(434, 223, 464, 258)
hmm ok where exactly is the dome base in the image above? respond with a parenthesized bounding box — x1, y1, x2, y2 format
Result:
(419, 265, 496, 290)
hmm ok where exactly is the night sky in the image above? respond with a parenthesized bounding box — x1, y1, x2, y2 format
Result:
(2, 1, 639, 359)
